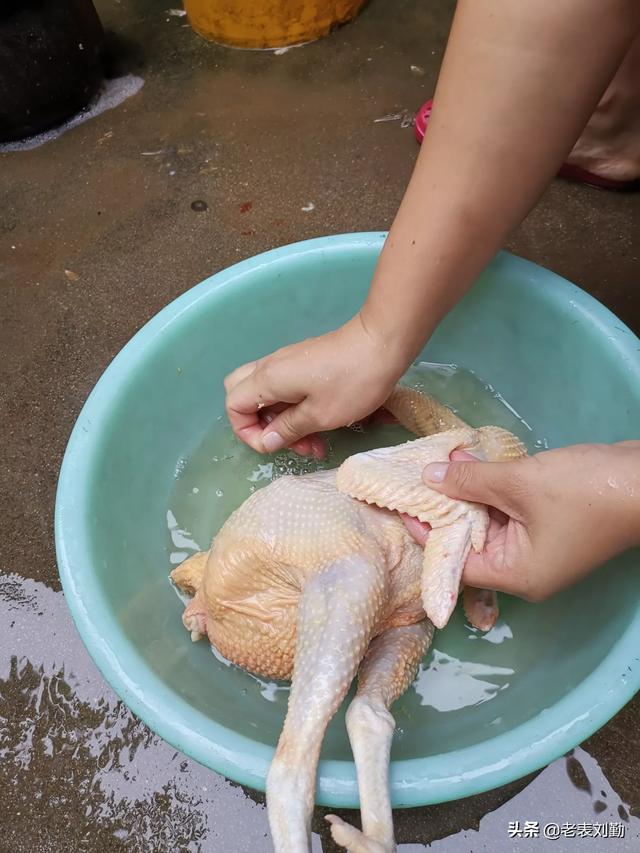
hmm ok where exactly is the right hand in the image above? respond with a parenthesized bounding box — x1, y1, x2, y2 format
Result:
(224, 314, 409, 458)
(422, 442, 640, 602)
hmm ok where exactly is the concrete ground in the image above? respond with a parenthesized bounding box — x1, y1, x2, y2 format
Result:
(1, 0, 638, 850)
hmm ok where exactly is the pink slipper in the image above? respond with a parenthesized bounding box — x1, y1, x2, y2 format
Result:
(414, 98, 433, 145)
(415, 98, 640, 192)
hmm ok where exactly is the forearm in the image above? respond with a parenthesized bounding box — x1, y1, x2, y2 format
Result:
(362, 0, 640, 365)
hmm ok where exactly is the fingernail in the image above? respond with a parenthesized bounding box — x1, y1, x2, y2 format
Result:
(263, 431, 285, 453)
(424, 462, 449, 483)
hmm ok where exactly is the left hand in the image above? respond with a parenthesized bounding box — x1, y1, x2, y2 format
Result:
(224, 314, 408, 458)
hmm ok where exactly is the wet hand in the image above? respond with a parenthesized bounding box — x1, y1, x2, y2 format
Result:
(224, 314, 407, 457)
(421, 442, 640, 601)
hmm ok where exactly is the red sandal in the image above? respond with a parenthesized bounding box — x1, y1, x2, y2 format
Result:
(415, 98, 639, 192)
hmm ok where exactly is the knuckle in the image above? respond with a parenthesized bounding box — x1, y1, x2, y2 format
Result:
(450, 461, 475, 492)
(251, 358, 267, 384)
(499, 462, 534, 508)
(225, 360, 258, 389)
(224, 388, 239, 413)
(276, 410, 303, 441)
(223, 371, 241, 397)
(251, 363, 276, 404)
(314, 411, 335, 432)
(310, 403, 338, 432)
(504, 468, 529, 499)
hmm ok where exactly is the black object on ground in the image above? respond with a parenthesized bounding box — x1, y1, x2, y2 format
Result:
(0, 0, 104, 143)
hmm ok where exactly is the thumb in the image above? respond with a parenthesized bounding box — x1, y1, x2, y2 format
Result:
(423, 457, 526, 517)
(260, 400, 319, 453)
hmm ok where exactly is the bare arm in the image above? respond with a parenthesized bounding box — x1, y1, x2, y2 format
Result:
(226, 0, 640, 454)
(363, 0, 640, 363)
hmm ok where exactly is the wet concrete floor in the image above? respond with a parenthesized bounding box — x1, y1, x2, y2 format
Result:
(1, 0, 638, 850)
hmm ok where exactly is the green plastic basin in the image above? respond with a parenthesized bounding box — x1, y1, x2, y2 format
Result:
(55, 233, 640, 808)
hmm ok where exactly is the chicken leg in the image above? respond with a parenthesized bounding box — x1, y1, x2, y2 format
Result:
(327, 621, 434, 853)
(267, 554, 387, 853)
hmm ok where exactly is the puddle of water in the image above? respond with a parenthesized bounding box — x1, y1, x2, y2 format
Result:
(420, 747, 638, 852)
(0, 572, 281, 851)
(2, 572, 638, 850)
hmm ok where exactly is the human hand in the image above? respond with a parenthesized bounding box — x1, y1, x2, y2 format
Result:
(421, 442, 640, 602)
(224, 314, 408, 457)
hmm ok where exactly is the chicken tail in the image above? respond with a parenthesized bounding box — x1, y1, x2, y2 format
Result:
(170, 550, 208, 596)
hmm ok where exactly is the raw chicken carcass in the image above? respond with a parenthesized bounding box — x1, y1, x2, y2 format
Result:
(170, 386, 526, 852)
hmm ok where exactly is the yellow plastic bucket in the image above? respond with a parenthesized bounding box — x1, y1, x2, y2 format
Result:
(184, 0, 368, 48)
